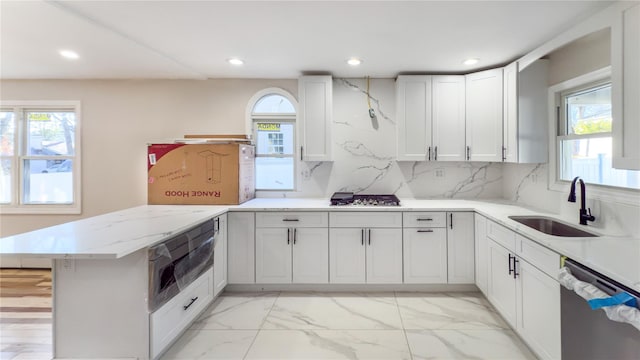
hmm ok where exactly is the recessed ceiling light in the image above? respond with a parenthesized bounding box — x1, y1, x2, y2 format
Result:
(59, 50, 79, 60)
(347, 58, 362, 66)
(463, 58, 479, 66)
(227, 58, 244, 66)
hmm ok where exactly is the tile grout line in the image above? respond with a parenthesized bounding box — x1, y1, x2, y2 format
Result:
(241, 290, 281, 360)
(394, 291, 415, 360)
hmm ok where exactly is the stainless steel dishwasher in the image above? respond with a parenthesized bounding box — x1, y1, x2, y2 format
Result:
(561, 258, 640, 359)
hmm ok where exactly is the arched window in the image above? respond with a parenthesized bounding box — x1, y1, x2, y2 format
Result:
(248, 88, 296, 190)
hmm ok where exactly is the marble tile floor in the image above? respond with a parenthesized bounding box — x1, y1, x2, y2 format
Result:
(0, 269, 538, 360)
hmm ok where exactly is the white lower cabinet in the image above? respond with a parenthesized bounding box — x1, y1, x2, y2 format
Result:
(150, 269, 213, 359)
(403, 227, 447, 283)
(227, 212, 255, 284)
(213, 214, 227, 297)
(487, 234, 561, 360)
(329, 228, 402, 284)
(447, 212, 475, 284)
(255, 212, 329, 284)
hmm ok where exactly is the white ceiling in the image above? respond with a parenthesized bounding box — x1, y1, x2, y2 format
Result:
(0, 0, 613, 80)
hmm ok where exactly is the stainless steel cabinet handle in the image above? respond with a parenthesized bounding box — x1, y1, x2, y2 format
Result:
(287, 228, 290, 245)
(293, 228, 297, 245)
(513, 258, 520, 279)
(502, 146, 507, 161)
(300, 146, 304, 161)
(361, 229, 364, 246)
(449, 213, 453, 229)
(417, 218, 433, 221)
(368, 229, 371, 245)
(417, 229, 434, 233)
(466, 146, 471, 161)
(434, 146, 438, 161)
(282, 219, 299, 222)
(427, 146, 432, 161)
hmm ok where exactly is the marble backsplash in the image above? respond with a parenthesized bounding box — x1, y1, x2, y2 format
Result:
(259, 78, 504, 200)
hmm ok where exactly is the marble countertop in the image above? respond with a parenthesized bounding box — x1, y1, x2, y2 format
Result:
(0, 205, 228, 259)
(2, 198, 638, 292)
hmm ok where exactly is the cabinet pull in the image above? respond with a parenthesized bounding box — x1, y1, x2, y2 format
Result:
(287, 228, 290, 245)
(427, 146, 432, 161)
(368, 229, 371, 245)
(466, 146, 471, 161)
(300, 146, 304, 161)
(513, 258, 520, 279)
(293, 228, 297, 245)
(508, 253, 514, 275)
(417, 218, 433, 221)
(449, 213, 453, 229)
(361, 229, 364, 246)
(434, 146, 438, 161)
(417, 229, 434, 233)
(282, 219, 299, 222)
(502, 146, 507, 161)
(183, 297, 198, 311)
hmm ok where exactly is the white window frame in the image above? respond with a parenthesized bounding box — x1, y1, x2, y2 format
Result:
(245, 88, 298, 192)
(547, 67, 639, 205)
(0, 100, 82, 214)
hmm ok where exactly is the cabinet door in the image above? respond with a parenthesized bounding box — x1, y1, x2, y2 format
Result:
(227, 212, 255, 284)
(329, 228, 366, 283)
(366, 228, 403, 284)
(433, 76, 466, 161)
(255, 228, 292, 284)
(516, 260, 561, 360)
(299, 75, 332, 161)
(614, 3, 640, 170)
(503, 62, 518, 163)
(487, 240, 517, 327)
(213, 215, 228, 297)
(474, 214, 489, 295)
(292, 228, 329, 284)
(446, 212, 475, 284)
(465, 68, 503, 162)
(396, 75, 432, 161)
(403, 228, 447, 284)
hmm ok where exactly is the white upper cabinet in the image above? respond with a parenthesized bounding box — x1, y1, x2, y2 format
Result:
(298, 75, 332, 161)
(503, 60, 549, 163)
(433, 76, 467, 161)
(465, 68, 504, 162)
(613, 3, 640, 170)
(396, 75, 466, 161)
(396, 75, 433, 161)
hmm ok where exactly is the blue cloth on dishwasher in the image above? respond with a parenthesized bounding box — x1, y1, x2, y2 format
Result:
(588, 292, 638, 310)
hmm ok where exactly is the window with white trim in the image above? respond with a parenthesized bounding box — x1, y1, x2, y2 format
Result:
(250, 92, 296, 190)
(556, 79, 640, 189)
(0, 102, 81, 213)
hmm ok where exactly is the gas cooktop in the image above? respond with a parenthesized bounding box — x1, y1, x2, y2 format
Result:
(330, 192, 400, 206)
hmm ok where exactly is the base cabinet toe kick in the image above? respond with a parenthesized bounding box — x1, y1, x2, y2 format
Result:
(52, 215, 226, 360)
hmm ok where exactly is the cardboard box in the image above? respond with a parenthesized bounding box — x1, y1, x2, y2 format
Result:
(147, 143, 255, 205)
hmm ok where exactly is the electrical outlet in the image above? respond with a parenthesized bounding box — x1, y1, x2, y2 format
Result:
(436, 169, 445, 177)
(61, 258, 75, 272)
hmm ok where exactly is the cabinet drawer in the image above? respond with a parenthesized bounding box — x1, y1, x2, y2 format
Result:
(329, 212, 402, 228)
(256, 212, 328, 228)
(487, 220, 516, 251)
(150, 268, 213, 359)
(516, 234, 560, 278)
(403, 212, 447, 228)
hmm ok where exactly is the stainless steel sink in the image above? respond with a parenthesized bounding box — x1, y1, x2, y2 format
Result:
(508, 216, 599, 237)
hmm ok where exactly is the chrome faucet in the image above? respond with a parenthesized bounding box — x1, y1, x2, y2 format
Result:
(568, 176, 596, 225)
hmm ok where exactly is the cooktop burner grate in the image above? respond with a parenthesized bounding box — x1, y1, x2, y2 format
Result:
(330, 192, 400, 206)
